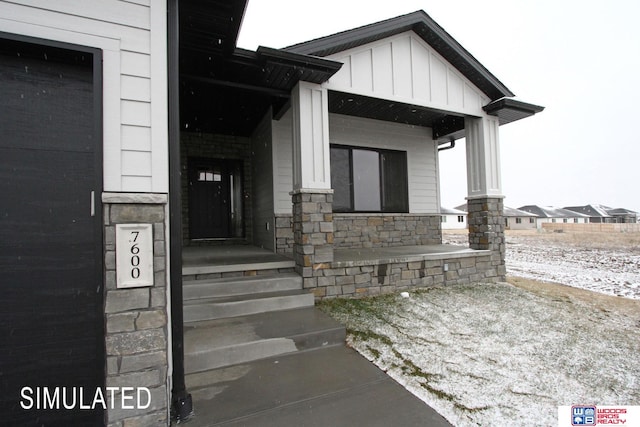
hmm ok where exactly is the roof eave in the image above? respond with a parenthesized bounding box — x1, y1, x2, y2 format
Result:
(483, 97, 545, 126)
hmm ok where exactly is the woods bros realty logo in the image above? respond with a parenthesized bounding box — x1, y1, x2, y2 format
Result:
(558, 405, 640, 426)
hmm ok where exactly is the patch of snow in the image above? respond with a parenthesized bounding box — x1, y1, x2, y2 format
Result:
(323, 283, 640, 426)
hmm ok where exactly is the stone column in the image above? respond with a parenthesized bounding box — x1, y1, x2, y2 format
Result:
(465, 116, 505, 281)
(467, 197, 506, 280)
(291, 190, 334, 295)
(103, 193, 170, 426)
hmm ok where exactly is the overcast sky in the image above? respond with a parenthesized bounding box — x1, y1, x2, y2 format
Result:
(238, 0, 640, 213)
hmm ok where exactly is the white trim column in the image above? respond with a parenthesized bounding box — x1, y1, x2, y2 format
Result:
(465, 115, 502, 199)
(291, 81, 331, 191)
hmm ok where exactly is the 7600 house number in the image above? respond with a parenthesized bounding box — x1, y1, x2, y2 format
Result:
(116, 224, 154, 288)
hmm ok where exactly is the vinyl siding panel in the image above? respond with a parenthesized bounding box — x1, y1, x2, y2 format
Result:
(0, 0, 167, 193)
(273, 110, 294, 214)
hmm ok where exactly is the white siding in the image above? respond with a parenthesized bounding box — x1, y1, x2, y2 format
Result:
(273, 113, 439, 214)
(273, 110, 294, 214)
(0, 0, 168, 193)
(324, 31, 490, 117)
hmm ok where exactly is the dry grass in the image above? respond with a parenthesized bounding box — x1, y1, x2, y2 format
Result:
(507, 276, 640, 323)
(443, 228, 640, 250)
(506, 229, 640, 250)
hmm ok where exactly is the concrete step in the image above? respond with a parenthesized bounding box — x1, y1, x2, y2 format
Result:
(184, 308, 346, 376)
(183, 273, 302, 301)
(183, 260, 295, 277)
(183, 290, 314, 323)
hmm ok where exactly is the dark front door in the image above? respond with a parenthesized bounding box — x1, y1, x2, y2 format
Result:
(0, 38, 103, 425)
(188, 158, 240, 239)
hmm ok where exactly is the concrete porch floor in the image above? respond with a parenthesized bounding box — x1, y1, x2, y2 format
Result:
(182, 243, 483, 272)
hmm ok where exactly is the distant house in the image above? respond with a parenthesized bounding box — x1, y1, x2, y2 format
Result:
(503, 206, 537, 230)
(441, 207, 467, 230)
(563, 204, 618, 223)
(519, 205, 589, 229)
(603, 208, 638, 224)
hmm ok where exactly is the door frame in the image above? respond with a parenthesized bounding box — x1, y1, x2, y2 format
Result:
(187, 156, 244, 240)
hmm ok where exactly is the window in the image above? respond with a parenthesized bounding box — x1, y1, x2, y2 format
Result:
(516, 218, 522, 224)
(441, 216, 447, 223)
(197, 168, 221, 182)
(529, 218, 535, 224)
(457, 215, 464, 223)
(330, 145, 408, 213)
(574, 218, 578, 223)
(563, 218, 568, 223)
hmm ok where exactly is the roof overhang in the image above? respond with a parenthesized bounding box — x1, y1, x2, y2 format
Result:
(483, 98, 545, 126)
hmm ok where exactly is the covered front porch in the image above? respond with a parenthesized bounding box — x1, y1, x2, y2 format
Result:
(182, 243, 492, 298)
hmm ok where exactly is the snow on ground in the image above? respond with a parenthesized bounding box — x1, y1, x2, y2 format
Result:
(320, 231, 640, 426)
(443, 230, 640, 300)
(320, 283, 640, 427)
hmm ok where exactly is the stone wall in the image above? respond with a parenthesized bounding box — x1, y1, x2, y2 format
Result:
(275, 214, 295, 254)
(275, 213, 441, 253)
(307, 252, 500, 299)
(333, 214, 441, 248)
(103, 193, 170, 426)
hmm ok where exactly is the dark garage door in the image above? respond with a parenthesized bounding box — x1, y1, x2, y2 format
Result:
(0, 37, 103, 425)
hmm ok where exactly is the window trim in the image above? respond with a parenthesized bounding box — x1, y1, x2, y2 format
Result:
(330, 144, 409, 213)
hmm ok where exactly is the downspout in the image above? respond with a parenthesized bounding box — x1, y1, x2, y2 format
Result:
(168, 0, 193, 421)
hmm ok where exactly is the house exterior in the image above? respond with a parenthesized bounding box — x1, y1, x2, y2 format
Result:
(563, 204, 615, 223)
(563, 205, 637, 224)
(0, 1, 543, 425)
(503, 207, 537, 230)
(441, 207, 467, 230)
(607, 208, 639, 223)
(519, 205, 590, 229)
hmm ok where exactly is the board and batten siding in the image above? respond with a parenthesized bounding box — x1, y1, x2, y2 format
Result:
(324, 31, 489, 117)
(0, 0, 168, 193)
(273, 113, 439, 214)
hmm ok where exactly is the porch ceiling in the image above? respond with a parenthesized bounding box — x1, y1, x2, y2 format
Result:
(328, 91, 465, 141)
(179, 0, 342, 136)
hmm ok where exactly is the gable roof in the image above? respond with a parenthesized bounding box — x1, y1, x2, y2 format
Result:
(441, 207, 467, 215)
(504, 206, 537, 218)
(563, 204, 613, 218)
(519, 205, 590, 219)
(285, 10, 513, 101)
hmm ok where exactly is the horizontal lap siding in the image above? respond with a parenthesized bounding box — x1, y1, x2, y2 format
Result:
(0, 0, 167, 193)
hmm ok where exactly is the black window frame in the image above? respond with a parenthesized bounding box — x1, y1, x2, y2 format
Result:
(330, 144, 409, 213)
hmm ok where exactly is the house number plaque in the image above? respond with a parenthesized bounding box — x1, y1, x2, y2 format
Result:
(116, 224, 154, 288)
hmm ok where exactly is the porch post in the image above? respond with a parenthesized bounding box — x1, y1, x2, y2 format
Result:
(290, 82, 334, 297)
(464, 115, 506, 280)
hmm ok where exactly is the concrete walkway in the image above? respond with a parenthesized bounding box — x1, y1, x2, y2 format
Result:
(184, 344, 452, 427)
